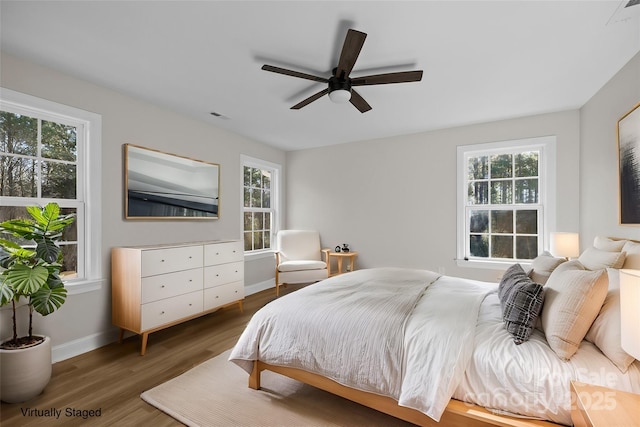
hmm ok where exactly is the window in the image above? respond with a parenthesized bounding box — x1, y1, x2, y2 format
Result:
(0, 88, 102, 292)
(457, 136, 556, 267)
(241, 155, 280, 255)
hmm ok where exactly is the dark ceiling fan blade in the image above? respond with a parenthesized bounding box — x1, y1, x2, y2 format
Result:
(291, 88, 329, 109)
(351, 70, 423, 86)
(262, 65, 328, 83)
(335, 29, 367, 78)
(349, 89, 372, 113)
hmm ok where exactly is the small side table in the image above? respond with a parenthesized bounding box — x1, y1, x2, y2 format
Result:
(327, 251, 358, 277)
(571, 381, 640, 427)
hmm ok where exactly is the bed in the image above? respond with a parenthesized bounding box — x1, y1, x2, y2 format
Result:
(229, 237, 640, 427)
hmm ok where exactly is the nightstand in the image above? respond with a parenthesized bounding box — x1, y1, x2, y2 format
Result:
(570, 381, 640, 427)
(327, 251, 358, 277)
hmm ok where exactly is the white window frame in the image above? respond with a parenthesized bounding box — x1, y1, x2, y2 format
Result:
(456, 136, 556, 270)
(240, 155, 281, 260)
(0, 88, 103, 294)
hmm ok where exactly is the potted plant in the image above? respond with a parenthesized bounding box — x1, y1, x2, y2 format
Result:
(0, 202, 75, 403)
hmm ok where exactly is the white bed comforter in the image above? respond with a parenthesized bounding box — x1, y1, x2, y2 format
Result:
(229, 267, 493, 422)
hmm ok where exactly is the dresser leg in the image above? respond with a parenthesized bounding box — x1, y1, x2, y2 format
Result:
(238, 300, 244, 313)
(118, 328, 125, 344)
(140, 332, 149, 356)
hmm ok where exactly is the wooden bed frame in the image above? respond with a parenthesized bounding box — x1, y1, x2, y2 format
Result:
(246, 237, 639, 426)
(249, 360, 561, 427)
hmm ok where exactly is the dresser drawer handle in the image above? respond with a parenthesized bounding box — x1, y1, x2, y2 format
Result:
(161, 311, 165, 315)
(161, 285, 165, 288)
(216, 252, 220, 255)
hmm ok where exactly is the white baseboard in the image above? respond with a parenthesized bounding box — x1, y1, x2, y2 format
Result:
(52, 329, 120, 363)
(245, 279, 275, 296)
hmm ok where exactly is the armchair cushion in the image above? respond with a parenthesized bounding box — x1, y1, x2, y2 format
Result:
(278, 260, 327, 272)
(277, 230, 322, 262)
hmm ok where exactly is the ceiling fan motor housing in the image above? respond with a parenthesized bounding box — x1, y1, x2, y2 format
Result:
(329, 74, 351, 94)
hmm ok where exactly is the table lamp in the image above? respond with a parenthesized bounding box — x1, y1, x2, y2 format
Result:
(549, 232, 580, 259)
(620, 269, 640, 360)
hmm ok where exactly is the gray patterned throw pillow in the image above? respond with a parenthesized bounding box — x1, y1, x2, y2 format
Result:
(498, 263, 545, 345)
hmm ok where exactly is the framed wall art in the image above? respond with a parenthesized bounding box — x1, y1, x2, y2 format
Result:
(125, 144, 220, 219)
(618, 101, 640, 225)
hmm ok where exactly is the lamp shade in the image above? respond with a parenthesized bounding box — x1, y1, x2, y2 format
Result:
(549, 232, 580, 258)
(620, 269, 640, 360)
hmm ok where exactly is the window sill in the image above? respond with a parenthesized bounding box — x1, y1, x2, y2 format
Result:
(244, 250, 275, 261)
(65, 278, 106, 295)
(456, 259, 532, 271)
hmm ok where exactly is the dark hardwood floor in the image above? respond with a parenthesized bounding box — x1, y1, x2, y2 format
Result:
(0, 286, 289, 426)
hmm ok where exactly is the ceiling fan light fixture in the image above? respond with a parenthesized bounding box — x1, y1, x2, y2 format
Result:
(328, 89, 352, 103)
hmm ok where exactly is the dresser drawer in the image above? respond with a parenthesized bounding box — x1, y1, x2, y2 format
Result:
(204, 241, 243, 266)
(141, 246, 203, 277)
(141, 269, 203, 304)
(141, 291, 203, 330)
(204, 281, 244, 310)
(204, 261, 244, 289)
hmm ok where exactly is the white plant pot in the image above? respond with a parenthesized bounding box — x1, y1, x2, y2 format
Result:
(0, 336, 52, 403)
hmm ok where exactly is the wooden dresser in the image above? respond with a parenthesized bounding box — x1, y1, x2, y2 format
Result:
(112, 240, 244, 355)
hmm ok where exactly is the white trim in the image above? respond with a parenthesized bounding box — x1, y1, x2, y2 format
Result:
(0, 88, 103, 292)
(51, 329, 119, 363)
(240, 154, 282, 253)
(456, 136, 557, 267)
(245, 279, 275, 296)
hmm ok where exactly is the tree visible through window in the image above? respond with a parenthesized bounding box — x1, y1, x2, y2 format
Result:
(243, 165, 273, 252)
(1, 111, 80, 276)
(458, 136, 556, 264)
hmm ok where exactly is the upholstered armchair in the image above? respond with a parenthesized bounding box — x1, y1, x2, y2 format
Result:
(274, 230, 330, 297)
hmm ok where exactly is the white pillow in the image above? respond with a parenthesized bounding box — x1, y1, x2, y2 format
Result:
(593, 236, 627, 252)
(622, 240, 640, 269)
(578, 247, 626, 270)
(541, 260, 609, 360)
(527, 251, 566, 285)
(585, 269, 636, 372)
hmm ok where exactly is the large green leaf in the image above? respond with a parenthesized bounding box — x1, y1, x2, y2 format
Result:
(35, 239, 61, 263)
(31, 285, 67, 315)
(0, 219, 38, 240)
(0, 276, 15, 306)
(5, 264, 49, 294)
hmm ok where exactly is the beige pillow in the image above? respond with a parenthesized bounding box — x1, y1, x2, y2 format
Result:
(541, 260, 608, 360)
(622, 240, 640, 269)
(578, 247, 626, 270)
(527, 251, 566, 285)
(593, 236, 627, 252)
(585, 269, 636, 372)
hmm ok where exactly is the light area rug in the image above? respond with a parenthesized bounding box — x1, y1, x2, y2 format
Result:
(141, 349, 415, 427)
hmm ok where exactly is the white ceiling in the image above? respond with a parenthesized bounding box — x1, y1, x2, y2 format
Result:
(1, 1, 639, 151)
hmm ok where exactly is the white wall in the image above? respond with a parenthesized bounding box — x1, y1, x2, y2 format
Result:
(286, 52, 640, 283)
(0, 52, 285, 360)
(287, 110, 580, 282)
(580, 52, 640, 245)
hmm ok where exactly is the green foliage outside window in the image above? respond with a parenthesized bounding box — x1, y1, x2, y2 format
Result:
(243, 166, 272, 252)
(0, 111, 78, 275)
(467, 151, 540, 261)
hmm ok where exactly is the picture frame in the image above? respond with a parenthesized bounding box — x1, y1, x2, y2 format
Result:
(125, 144, 220, 220)
(618, 101, 640, 225)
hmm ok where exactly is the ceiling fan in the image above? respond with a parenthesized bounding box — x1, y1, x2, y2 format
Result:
(261, 29, 423, 113)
